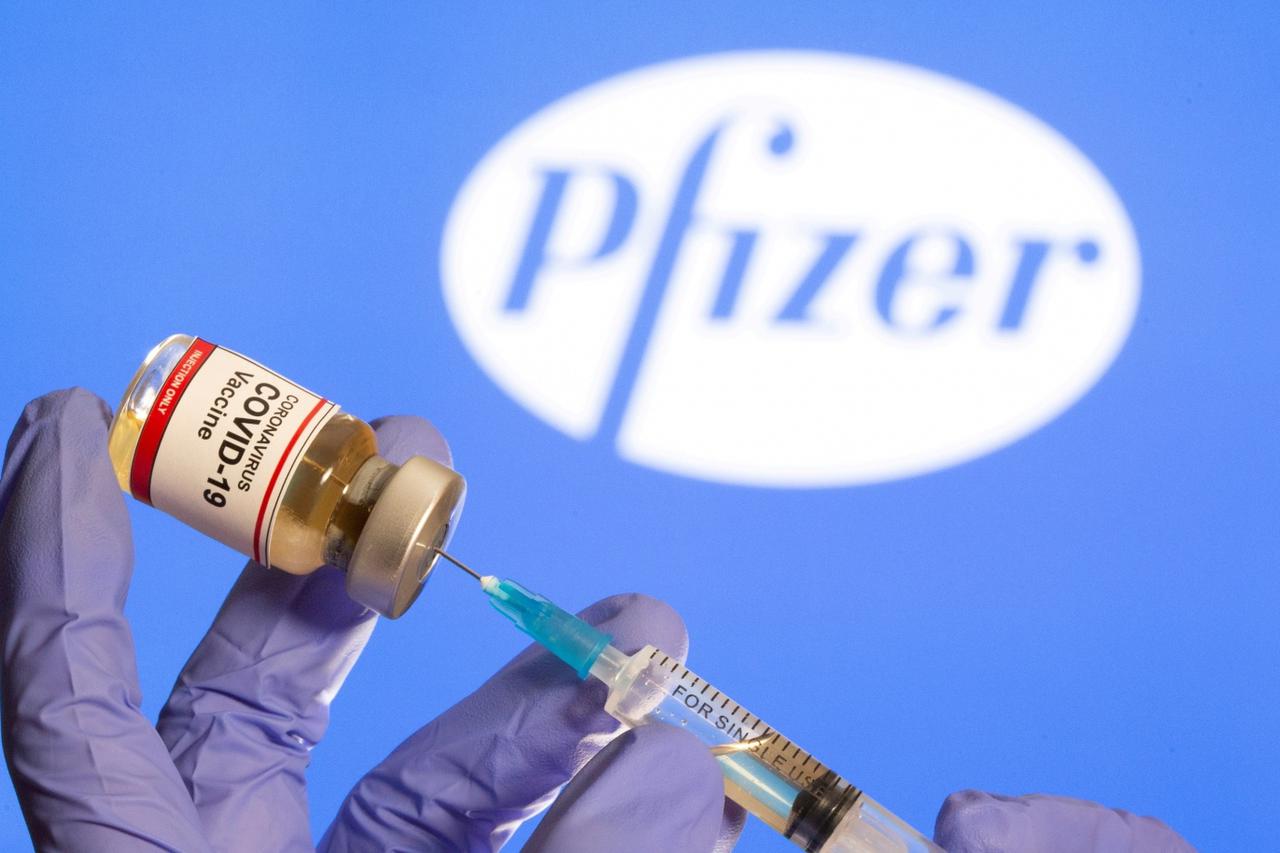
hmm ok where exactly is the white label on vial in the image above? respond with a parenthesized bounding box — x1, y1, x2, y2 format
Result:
(130, 338, 339, 566)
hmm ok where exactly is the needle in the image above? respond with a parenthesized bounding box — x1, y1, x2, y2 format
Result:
(434, 547, 482, 582)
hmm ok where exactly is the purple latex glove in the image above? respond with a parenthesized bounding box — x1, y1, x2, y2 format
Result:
(0, 388, 742, 852)
(935, 790, 1194, 852)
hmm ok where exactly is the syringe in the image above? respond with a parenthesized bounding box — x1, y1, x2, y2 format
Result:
(435, 551, 942, 853)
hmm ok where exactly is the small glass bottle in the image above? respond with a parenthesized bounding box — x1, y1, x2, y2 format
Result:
(107, 334, 465, 618)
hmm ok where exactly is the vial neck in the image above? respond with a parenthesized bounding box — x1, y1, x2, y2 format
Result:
(324, 455, 396, 570)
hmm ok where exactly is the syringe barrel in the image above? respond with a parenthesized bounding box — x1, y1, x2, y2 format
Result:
(594, 644, 941, 853)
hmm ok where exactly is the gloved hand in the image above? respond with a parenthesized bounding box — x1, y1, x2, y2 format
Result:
(935, 791, 1194, 852)
(0, 388, 744, 852)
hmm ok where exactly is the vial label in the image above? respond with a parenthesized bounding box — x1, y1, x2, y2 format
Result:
(129, 338, 340, 566)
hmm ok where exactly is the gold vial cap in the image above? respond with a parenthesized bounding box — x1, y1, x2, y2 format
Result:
(345, 455, 466, 618)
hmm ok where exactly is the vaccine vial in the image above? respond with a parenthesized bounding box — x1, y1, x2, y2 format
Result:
(106, 334, 465, 618)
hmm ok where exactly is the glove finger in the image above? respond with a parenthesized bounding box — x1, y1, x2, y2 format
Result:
(525, 725, 738, 853)
(155, 415, 450, 852)
(934, 790, 1195, 852)
(318, 593, 688, 852)
(368, 414, 452, 468)
(0, 388, 208, 851)
(715, 798, 748, 853)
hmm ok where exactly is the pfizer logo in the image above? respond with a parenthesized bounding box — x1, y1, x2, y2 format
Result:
(441, 52, 1140, 486)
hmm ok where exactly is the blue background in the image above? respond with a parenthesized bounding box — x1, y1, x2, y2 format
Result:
(2, 3, 1276, 850)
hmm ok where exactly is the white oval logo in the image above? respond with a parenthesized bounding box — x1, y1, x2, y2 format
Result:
(441, 51, 1140, 486)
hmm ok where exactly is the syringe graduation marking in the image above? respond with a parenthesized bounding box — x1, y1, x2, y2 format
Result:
(651, 649, 834, 787)
(670, 664, 841, 792)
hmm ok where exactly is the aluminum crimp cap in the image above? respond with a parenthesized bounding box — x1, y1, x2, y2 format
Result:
(346, 454, 465, 618)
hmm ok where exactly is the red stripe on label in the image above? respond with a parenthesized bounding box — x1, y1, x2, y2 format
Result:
(130, 338, 218, 505)
(251, 398, 328, 565)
